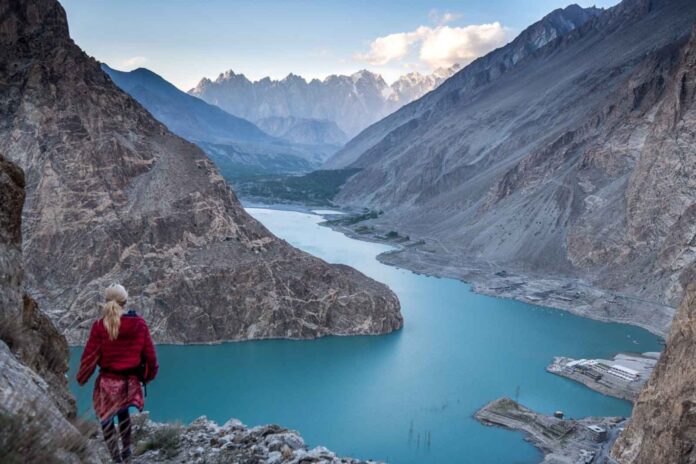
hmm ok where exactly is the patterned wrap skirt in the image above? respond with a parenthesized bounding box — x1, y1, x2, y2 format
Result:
(93, 372, 144, 424)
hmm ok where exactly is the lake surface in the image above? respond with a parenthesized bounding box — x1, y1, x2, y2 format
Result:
(69, 208, 662, 463)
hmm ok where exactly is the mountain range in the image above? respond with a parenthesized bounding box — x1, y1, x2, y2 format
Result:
(323, 0, 696, 335)
(102, 65, 343, 179)
(189, 65, 460, 137)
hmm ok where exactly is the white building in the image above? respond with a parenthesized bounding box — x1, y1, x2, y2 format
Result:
(608, 364, 640, 381)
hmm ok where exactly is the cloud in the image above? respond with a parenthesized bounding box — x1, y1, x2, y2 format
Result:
(355, 21, 507, 69)
(419, 23, 506, 68)
(354, 28, 426, 65)
(121, 56, 148, 69)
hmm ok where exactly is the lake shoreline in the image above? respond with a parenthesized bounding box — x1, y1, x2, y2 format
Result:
(301, 205, 672, 339)
(241, 201, 670, 337)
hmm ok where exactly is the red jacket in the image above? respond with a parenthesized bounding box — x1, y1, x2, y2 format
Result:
(77, 311, 158, 385)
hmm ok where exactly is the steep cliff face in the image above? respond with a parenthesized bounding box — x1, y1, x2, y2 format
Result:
(0, 153, 91, 461)
(0, 153, 74, 417)
(324, 0, 696, 332)
(611, 277, 696, 464)
(0, 0, 402, 344)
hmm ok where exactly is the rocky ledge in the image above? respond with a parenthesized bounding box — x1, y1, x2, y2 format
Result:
(125, 414, 378, 464)
(475, 398, 623, 464)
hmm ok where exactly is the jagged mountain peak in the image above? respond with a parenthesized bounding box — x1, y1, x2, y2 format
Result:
(190, 66, 460, 136)
(350, 69, 383, 83)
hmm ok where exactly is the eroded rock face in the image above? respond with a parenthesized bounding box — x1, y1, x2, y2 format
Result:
(0, 0, 402, 344)
(0, 153, 90, 459)
(611, 280, 696, 464)
(0, 153, 23, 330)
(325, 0, 696, 332)
(0, 153, 75, 417)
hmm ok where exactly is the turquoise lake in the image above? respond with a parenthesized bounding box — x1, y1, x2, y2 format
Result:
(69, 207, 662, 463)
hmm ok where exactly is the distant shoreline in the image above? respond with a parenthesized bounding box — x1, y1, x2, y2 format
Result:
(244, 201, 672, 339)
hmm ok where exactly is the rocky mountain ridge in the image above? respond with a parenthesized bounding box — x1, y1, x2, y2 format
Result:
(323, 3, 603, 169)
(0, 0, 402, 345)
(102, 65, 338, 177)
(323, 0, 696, 334)
(255, 116, 348, 146)
(189, 65, 460, 137)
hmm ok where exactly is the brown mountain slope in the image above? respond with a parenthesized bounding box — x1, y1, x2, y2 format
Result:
(611, 273, 696, 464)
(326, 0, 696, 334)
(0, 0, 402, 344)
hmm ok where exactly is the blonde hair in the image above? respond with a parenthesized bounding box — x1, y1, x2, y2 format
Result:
(103, 284, 128, 341)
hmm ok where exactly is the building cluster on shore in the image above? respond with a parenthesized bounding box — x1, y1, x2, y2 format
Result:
(547, 353, 659, 402)
(564, 359, 641, 383)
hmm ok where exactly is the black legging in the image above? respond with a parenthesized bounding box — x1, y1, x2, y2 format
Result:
(102, 409, 131, 462)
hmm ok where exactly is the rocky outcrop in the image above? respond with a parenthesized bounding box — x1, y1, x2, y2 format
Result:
(0, 153, 75, 416)
(611, 280, 696, 463)
(0, 154, 24, 337)
(0, 152, 94, 460)
(129, 414, 379, 464)
(0, 340, 102, 463)
(323, 0, 696, 333)
(0, 0, 402, 344)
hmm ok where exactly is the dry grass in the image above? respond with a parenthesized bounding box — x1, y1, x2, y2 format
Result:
(135, 422, 183, 458)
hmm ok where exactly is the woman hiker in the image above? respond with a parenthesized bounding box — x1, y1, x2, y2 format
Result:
(77, 284, 159, 463)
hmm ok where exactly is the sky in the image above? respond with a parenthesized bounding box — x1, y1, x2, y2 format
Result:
(61, 0, 620, 90)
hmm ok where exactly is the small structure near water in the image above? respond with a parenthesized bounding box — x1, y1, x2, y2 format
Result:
(475, 398, 622, 464)
(586, 424, 607, 442)
(548, 352, 659, 401)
